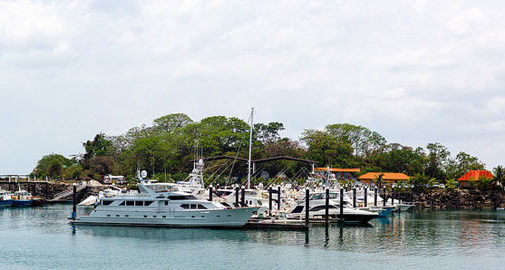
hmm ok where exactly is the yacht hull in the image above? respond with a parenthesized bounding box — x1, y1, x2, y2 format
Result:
(71, 207, 258, 228)
(12, 200, 33, 207)
(0, 199, 13, 207)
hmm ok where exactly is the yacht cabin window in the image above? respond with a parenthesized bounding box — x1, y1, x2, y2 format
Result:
(144, 201, 154, 206)
(102, 200, 113, 206)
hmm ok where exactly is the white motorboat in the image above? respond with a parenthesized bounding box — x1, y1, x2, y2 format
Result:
(286, 191, 378, 223)
(71, 181, 259, 227)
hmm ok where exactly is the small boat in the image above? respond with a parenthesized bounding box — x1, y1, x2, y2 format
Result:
(0, 190, 13, 207)
(31, 196, 45, 206)
(11, 190, 34, 207)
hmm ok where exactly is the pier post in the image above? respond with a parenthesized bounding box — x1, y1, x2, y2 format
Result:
(72, 183, 77, 220)
(277, 186, 281, 210)
(383, 187, 386, 206)
(208, 185, 213, 201)
(241, 186, 246, 206)
(305, 189, 309, 226)
(374, 188, 378, 207)
(325, 188, 329, 225)
(268, 187, 273, 217)
(391, 190, 394, 205)
(235, 186, 239, 207)
(339, 188, 344, 218)
(364, 187, 368, 207)
(353, 188, 356, 208)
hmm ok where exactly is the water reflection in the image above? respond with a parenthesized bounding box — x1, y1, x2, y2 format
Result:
(77, 225, 251, 243)
(3, 204, 505, 259)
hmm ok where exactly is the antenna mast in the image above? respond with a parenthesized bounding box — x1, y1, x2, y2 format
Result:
(247, 107, 254, 189)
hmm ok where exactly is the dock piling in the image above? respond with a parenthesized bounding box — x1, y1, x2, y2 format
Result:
(241, 186, 246, 206)
(339, 188, 344, 218)
(235, 186, 239, 207)
(353, 188, 356, 208)
(208, 185, 213, 201)
(305, 189, 309, 227)
(325, 188, 329, 225)
(364, 187, 368, 207)
(72, 183, 77, 220)
(268, 187, 273, 217)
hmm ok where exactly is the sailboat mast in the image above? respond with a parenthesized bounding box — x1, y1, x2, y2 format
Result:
(247, 107, 254, 189)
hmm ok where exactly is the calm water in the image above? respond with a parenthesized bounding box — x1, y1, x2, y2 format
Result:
(1, 205, 505, 269)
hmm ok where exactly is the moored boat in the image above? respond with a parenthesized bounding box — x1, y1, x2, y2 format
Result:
(287, 191, 378, 223)
(0, 190, 13, 207)
(11, 190, 34, 207)
(71, 181, 259, 228)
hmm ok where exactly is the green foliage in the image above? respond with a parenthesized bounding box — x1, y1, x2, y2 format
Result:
(427, 178, 439, 188)
(493, 165, 504, 186)
(83, 133, 112, 161)
(425, 143, 451, 180)
(445, 152, 485, 180)
(31, 114, 491, 187)
(301, 129, 354, 167)
(33, 154, 73, 178)
(153, 113, 193, 133)
(476, 176, 496, 191)
(445, 178, 458, 190)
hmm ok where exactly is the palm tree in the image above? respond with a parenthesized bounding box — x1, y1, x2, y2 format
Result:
(494, 166, 504, 188)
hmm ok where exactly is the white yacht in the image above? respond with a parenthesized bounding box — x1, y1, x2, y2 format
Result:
(286, 191, 378, 223)
(71, 181, 259, 227)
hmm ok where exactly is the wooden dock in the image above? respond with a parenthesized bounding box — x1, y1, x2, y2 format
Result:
(244, 218, 343, 230)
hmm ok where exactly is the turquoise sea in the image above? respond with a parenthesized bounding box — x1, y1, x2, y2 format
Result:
(1, 204, 505, 269)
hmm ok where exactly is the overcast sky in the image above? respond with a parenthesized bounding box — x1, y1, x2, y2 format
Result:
(1, 0, 504, 174)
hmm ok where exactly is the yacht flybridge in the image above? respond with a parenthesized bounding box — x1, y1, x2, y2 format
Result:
(71, 180, 259, 228)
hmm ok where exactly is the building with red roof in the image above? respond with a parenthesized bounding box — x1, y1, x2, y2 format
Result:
(458, 170, 494, 188)
(358, 172, 410, 187)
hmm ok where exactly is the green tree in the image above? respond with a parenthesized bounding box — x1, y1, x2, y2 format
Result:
(153, 113, 193, 133)
(425, 143, 450, 180)
(32, 154, 72, 178)
(301, 129, 354, 167)
(325, 123, 386, 157)
(254, 122, 285, 143)
(445, 151, 485, 180)
(83, 133, 112, 160)
(493, 165, 504, 187)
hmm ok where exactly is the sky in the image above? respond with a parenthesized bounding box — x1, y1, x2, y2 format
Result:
(1, 0, 504, 174)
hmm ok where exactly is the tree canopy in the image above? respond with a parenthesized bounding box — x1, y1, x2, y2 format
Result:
(32, 113, 494, 185)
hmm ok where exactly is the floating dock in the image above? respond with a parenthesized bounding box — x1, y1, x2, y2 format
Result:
(244, 218, 343, 230)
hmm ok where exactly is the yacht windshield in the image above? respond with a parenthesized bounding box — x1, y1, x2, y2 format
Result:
(168, 195, 197, 200)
